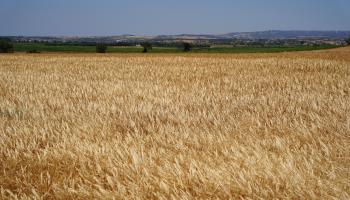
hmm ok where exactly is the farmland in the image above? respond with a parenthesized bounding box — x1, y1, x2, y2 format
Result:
(0, 48, 349, 199)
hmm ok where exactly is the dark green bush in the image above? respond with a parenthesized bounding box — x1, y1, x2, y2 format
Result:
(183, 42, 192, 52)
(0, 38, 14, 53)
(96, 44, 107, 53)
(141, 42, 152, 53)
(346, 36, 350, 45)
(26, 50, 40, 53)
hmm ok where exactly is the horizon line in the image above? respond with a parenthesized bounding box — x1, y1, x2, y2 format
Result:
(2, 29, 350, 38)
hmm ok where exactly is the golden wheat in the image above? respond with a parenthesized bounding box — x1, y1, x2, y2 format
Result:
(0, 48, 349, 199)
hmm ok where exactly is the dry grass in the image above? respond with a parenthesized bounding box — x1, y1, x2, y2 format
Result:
(0, 48, 349, 199)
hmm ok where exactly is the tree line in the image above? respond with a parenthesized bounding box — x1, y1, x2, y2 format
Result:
(2, 37, 350, 53)
(96, 42, 193, 53)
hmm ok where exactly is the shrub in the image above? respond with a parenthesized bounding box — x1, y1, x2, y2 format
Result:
(183, 42, 192, 52)
(141, 42, 152, 53)
(26, 50, 40, 53)
(96, 44, 107, 53)
(346, 37, 350, 45)
(0, 38, 14, 53)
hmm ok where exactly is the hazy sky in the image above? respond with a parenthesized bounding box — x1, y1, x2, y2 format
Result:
(1, 0, 350, 36)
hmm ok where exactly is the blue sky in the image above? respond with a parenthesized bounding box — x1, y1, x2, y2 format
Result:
(1, 0, 350, 36)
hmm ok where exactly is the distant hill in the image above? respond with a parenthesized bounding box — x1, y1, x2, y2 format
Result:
(156, 30, 350, 40)
(5, 30, 350, 43)
(221, 30, 350, 39)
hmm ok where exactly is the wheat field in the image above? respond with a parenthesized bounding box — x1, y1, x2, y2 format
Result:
(0, 48, 349, 199)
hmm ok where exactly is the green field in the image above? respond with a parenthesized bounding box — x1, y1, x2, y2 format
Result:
(14, 43, 339, 53)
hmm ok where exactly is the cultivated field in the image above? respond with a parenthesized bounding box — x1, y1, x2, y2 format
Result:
(0, 48, 349, 199)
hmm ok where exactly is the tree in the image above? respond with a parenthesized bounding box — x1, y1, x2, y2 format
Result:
(183, 42, 192, 52)
(96, 44, 107, 53)
(141, 42, 152, 53)
(346, 36, 350, 46)
(0, 38, 14, 53)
